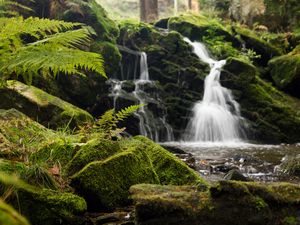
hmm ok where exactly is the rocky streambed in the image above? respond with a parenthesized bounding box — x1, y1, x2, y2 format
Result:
(162, 142, 300, 183)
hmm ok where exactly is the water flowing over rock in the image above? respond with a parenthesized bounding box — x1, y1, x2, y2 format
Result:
(184, 38, 246, 142)
(107, 49, 174, 142)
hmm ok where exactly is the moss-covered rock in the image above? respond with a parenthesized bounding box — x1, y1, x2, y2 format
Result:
(132, 136, 207, 186)
(61, 0, 119, 42)
(0, 108, 54, 149)
(233, 26, 283, 64)
(269, 51, 300, 98)
(166, 14, 238, 46)
(0, 80, 93, 129)
(0, 173, 87, 225)
(0, 199, 30, 225)
(131, 181, 300, 225)
(280, 156, 300, 177)
(0, 159, 27, 176)
(222, 57, 300, 143)
(70, 145, 160, 210)
(29, 137, 80, 169)
(66, 138, 120, 176)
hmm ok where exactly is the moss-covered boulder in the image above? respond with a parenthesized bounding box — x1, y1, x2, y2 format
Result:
(222, 57, 300, 143)
(0, 80, 93, 129)
(66, 138, 120, 176)
(233, 26, 283, 64)
(0, 108, 54, 149)
(69, 136, 206, 210)
(0, 173, 87, 225)
(166, 14, 239, 46)
(131, 181, 300, 225)
(132, 136, 207, 186)
(70, 145, 160, 210)
(269, 51, 300, 98)
(29, 137, 81, 170)
(0, 199, 30, 225)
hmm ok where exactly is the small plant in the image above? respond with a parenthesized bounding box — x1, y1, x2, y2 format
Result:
(23, 163, 58, 190)
(80, 105, 143, 140)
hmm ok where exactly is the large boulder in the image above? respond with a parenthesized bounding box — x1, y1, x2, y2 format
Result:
(65, 138, 121, 176)
(0, 108, 54, 149)
(70, 136, 206, 210)
(233, 26, 282, 64)
(0, 173, 87, 225)
(132, 136, 207, 186)
(0, 80, 93, 129)
(269, 49, 300, 98)
(70, 145, 160, 210)
(131, 181, 300, 225)
(222, 57, 300, 143)
(166, 14, 239, 46)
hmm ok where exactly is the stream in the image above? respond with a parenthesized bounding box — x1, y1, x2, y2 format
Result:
(162, 142, 300, 183)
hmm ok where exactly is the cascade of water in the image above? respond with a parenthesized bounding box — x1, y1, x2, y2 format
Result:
(108, 49, 174, 142)
(183, 37, 246, 143)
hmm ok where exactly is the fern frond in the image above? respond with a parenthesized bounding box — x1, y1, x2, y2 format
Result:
(115, 104, 143, 122)
(2, 44, 106, 78)
(96, 109, 116, 130)
(29, 27, 93, 49)
(0, 0, 34, 17)
(0, 17, 80, 41)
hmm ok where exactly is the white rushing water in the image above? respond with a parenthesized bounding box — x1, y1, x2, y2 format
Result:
(184, 38, 245, 143)
(108, 49, 174, 142)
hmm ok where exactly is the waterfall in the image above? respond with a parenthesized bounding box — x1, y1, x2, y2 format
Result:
(108, 49, 174, 142)
(184, 38, 246, 143)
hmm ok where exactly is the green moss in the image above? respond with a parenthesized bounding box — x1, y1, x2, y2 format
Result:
(280, 157, 300, 176)
(223, 57, 300, 143)
(0, 159, 27, 176)
(63, 0, 119, 42)
(283, 216, 298, 225)
(0, 172, 87, 225)
(0, 109, 53, 149)
(234, 26, 283, 63)
(132, 136, 207, 186)
(131, 181, 300, 225)
(0, 80, 93, 129)
(71, 146, 159, 210)
(65, 138, 121, 176)
(0, 199, 30, 225)
(269, 53, 300, 94)
(30, 137, 79, 168)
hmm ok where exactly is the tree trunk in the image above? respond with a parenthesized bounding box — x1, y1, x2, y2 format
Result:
(188, 0, 199, 12)
(140, 0, 158, 22)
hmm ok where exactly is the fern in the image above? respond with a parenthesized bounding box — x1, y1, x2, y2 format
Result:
(0, 17, 106, 82)
(0, 0, 34, 17)
(93, 105, 143, 139)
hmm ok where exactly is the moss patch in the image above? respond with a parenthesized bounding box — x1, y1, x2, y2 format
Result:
(71, 146, 159, 210)
(131, 181, 300, 225)
(0, 80, 93, 129)
(269, 53, 300, 97)
(133, 136, 207, 186)
(0, 173, 87, 225)
(65, 138, 121, 176)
